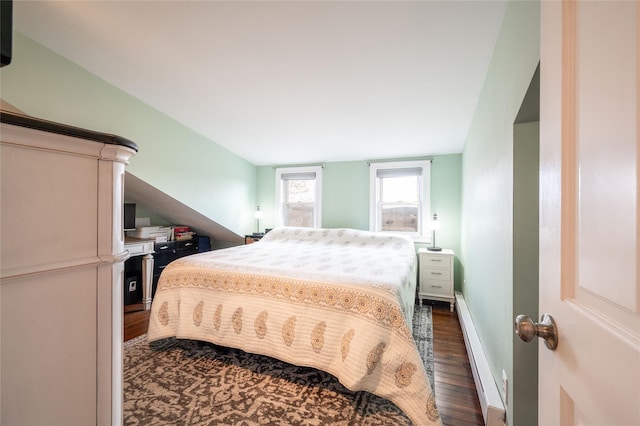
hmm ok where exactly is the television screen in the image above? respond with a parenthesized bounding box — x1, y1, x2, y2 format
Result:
(124, 203, 136, 231)
(1, 0, 12, 68)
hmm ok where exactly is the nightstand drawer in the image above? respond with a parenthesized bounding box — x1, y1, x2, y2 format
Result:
(421, 268, 452, 281)
(421, 255, 452, 268)
(423, 280, 453, 296)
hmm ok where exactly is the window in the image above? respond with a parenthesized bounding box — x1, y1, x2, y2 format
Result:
(369, 161, 430, 240)
(275, 166, 323, 228)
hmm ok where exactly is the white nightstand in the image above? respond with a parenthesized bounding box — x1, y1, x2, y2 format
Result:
(418, 248, 455, 312)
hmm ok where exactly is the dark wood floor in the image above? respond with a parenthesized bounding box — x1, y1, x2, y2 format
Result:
(429, 301, 484, 426)
(124, 301, 483, 426)
(123, 305, 151, 342)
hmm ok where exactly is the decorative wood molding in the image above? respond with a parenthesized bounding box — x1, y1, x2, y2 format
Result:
(560, 0, 577, 301)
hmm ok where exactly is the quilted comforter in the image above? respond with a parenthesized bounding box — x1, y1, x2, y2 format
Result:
(147, 226, 441, 425)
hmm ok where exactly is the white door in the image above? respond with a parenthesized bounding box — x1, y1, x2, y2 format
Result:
(537, 0, 640, 424)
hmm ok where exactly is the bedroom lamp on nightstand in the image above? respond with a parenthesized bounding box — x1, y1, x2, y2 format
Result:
(254, 206, 264, 236)
(427, 213, 442, 252)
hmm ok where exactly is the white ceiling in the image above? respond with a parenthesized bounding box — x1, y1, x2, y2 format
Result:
(13, 1, 507, 166)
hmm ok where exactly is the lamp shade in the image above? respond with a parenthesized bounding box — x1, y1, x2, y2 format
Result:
(430, 214, 441, 230)
(427, 213, 442, 251)
(254, 206, 264, 235)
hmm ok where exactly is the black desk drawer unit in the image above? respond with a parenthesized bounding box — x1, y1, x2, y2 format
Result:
(177, 240, 198, 257)
(152, 239, 199, 297)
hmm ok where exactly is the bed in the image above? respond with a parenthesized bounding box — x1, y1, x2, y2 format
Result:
(147, 226, 441, 425)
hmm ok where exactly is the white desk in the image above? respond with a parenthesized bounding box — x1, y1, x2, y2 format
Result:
(124, 239, 155, 310)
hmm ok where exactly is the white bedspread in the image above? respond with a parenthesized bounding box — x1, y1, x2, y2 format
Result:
(147, 227, 441, 425)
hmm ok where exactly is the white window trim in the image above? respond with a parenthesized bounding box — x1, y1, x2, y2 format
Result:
(369, 160, 431, 242)
(275, 166, 323, 228)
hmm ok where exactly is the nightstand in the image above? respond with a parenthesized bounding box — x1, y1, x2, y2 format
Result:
(418, 248, 455, 312)
(245, 234, 264, 244)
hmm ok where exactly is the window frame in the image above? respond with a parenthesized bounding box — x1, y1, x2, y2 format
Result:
(275, 166, 323, 228)
(369, 160, 431, 242)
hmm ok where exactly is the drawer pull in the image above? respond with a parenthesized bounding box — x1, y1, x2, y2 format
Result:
(159, 245, 169, 250)
(431, 285, 443, 288)
(431, 259, 442, 262)
(431, 272, 443, 275)
(184, 243, 193, 246)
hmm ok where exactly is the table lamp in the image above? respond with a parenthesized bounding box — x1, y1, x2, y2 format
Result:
(254, 206, 264, 235)
(427, 213, 442, 251)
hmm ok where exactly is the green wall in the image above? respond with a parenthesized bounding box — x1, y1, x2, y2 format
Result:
(460, 2, 539, 425)
(429, 154, 463, 285)
(0, 32, 257, 236)
(512, 120, 539, 425)
(257, 154, 463, 289)
(322, 161, 371, 230)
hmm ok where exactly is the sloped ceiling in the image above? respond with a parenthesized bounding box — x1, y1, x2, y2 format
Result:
(124, 172, 242, 246)
(13, 1, 507, 166)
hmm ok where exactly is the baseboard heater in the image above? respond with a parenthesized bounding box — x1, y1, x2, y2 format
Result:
(455, 292, 506, 426)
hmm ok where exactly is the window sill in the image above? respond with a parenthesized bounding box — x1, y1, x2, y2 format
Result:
(370, 229, 431, 245)
(411, 235, 431, 244)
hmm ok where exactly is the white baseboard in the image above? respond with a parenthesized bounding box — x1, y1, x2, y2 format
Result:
(455, 292, 506, 426)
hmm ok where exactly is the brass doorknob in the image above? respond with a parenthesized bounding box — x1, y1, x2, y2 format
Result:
(515, 313, 558, 350)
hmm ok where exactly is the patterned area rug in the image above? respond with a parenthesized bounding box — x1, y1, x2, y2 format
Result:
(123, 304, 433, 425)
